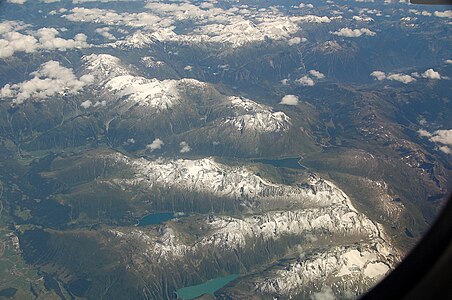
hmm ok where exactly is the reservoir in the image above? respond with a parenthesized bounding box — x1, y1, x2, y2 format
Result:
(253, 157, 306, 169)
(176, 274, 238, 299)
(137, 212, 175, 226)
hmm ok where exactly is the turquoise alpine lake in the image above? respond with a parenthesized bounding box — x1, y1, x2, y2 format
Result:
(176, 274, 239, 299)
(253, 157, 307, 169)
(137, 212, 175, 226)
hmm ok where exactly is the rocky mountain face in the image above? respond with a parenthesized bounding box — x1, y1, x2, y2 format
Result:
(16, 149, 399, 299)
(0, 48, 448, 299)
(0, 0, 450, 299)
(0, 53, 313, 158)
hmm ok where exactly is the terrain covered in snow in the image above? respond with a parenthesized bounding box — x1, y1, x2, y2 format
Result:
(100, 151, 399, 298)
(224, 97, 291, 133)
(0, 0, 450, 299)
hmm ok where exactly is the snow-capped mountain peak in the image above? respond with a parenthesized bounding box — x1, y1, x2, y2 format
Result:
(82, 53, 131, 83)
(224, 96, 291, 133)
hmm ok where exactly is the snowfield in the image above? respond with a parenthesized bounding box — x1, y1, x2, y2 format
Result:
(103, 151, 399, 296)
(81, 53, 291, 133)
(224, 96, 291, 133)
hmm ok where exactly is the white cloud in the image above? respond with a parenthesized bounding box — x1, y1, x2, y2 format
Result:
(95, 27, 115, 40)
(418, 129, 432, 137)
(309, 70, 325, 79)
(386, 73, 416, 84)
(359, 8, 381, 15)
(438, 146, 451, 154)
(37, 28, 88, 51)
(93, 100, 107, 107)
(80, 100, 92, 108)
(180, 141, 191, 153)
(63, 3, 306, 49)
(147, 138, 164, 151)
(419, 117, 427, 126)
(288, 37, 306, 45)
(371, 71, 416, 84)
(434, 10, 452, 18)
(418, 129, 452, 154)
(287, 37, 301, 46)
(281, 79, 289, 85)
(332, 27, 376, 37)
(299, 3, 314, 8)
(311, 286, 336, 300)
(7, 0, 27, 4)
(0, 32, 38, 58)
(421, 68, 441, 80)
(73, 0, 135, 2)
(0, 61, 94, 104)
(296, 75, 315, 86)
(0, 85, 13, 97)
(0, 22, 89, 59)
(429, 130, 452, 146)
(370, 71, 386, 80)
(353, 15, 373, 22)
(0, 21, 28, 34)
(294, 15, 331, 23)
(42, 0, 61, 3)
(409, 9, 432, 17)
(446, 59, 452, 64)
(280, 94, 299, 106)
(63, 7, 164, 29)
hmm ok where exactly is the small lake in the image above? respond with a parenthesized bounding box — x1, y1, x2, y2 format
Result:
(253, 157, 306, 170)
(137, 212, 178, 226)
(176, 274, 238, 300)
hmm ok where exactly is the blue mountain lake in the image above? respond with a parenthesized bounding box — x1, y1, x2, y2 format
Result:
(176, 274, 238, 299)
(253, 157, 306, 169)
(137, 212, 176, 226)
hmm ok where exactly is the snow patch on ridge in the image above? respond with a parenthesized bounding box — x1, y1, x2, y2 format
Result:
(256, 242, 395, 297)
(224, 97, 291, 133)
(105, 75, 180, 110)
(202, 207, 381, 249)
(109, 153, 353, 208)
(82, 53, 208, 111)
(82, 53, 131, 83)
(102, 151, 398, 296)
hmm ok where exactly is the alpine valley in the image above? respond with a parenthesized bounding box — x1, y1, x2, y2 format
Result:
(0, 0, 450, 299)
